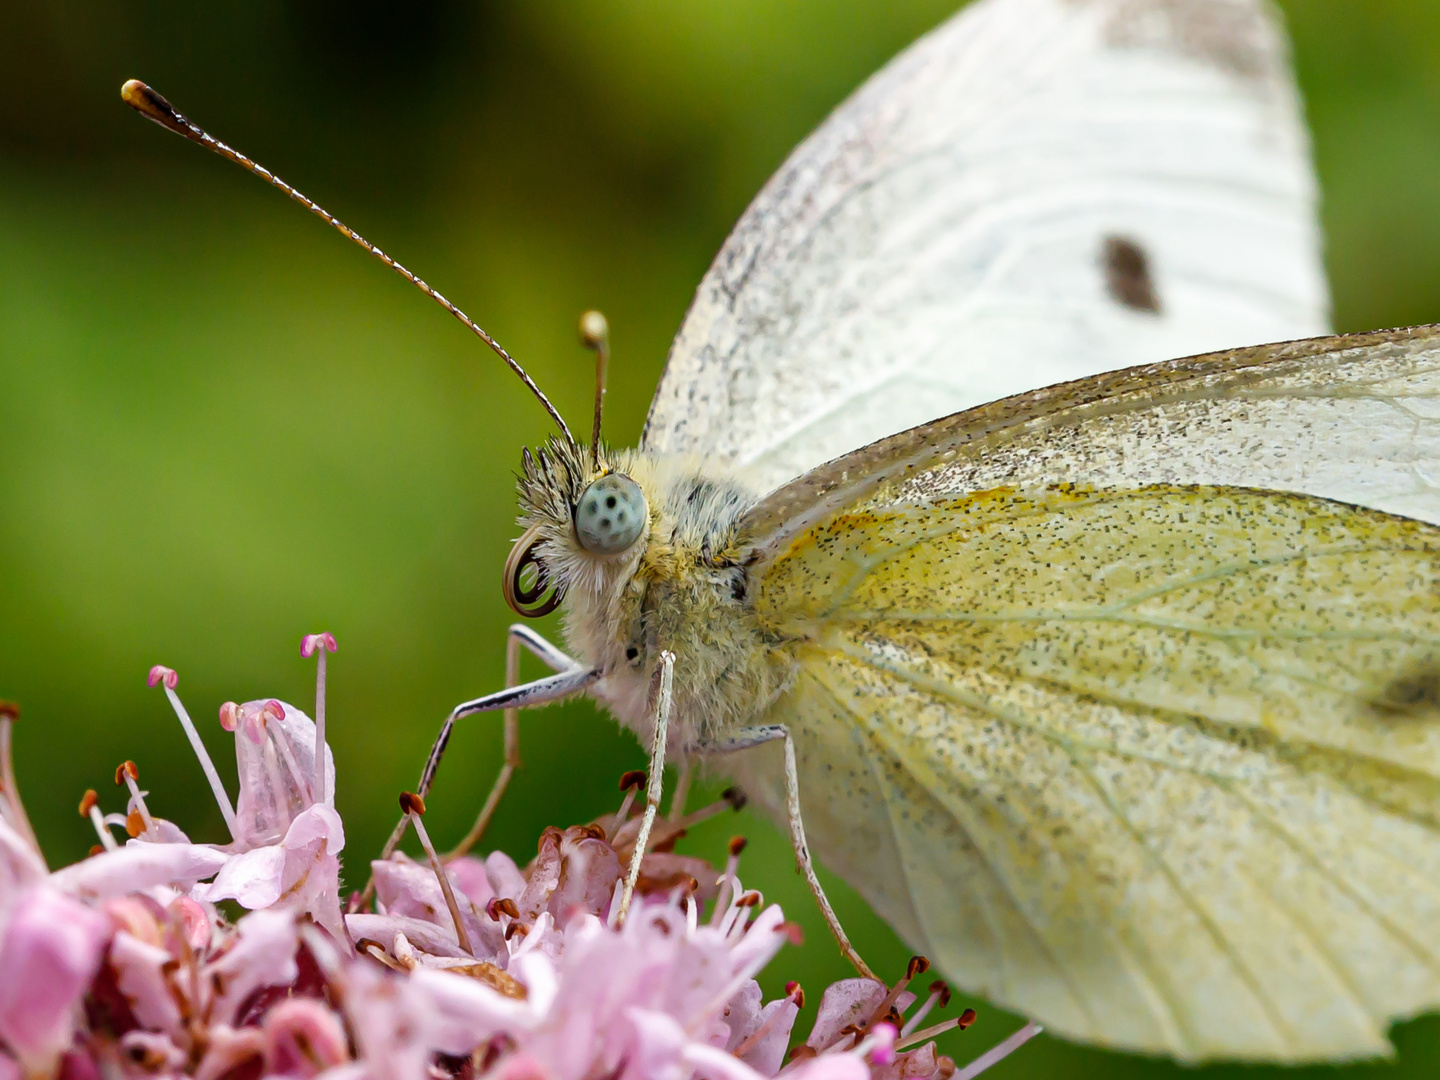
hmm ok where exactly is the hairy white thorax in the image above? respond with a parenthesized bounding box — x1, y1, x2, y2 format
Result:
(516, 443, 789, 751)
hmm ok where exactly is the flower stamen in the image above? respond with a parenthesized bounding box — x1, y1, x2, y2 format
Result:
(148, 666, 239, 840)
(399, 791, 474, 956)
(115, 761, 157, 839)
(78, 789, 118, 852)
(952, 1020, 1043, 1080)
(894, 1008, 978, 1052)
(610, 769, 645, 841)
(901, 979, 952, 1038)
(862, 955, 930, 1037)
(709, 836, 746, 928)
(301, 633, 337, 804)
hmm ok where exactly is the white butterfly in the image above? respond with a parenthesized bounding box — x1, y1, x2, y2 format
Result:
(125, 0, 1440, 1063)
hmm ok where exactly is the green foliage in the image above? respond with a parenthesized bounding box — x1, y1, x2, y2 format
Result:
(1, 2, 1437, 1074)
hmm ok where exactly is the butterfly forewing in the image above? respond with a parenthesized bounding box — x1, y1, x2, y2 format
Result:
(742, 480, 1440, 1059)
(643, 0, 1328, 494)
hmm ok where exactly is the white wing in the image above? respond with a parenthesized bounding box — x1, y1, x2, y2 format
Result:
(643, 0, 1329, 495)
(734, 327, 1440, 1059)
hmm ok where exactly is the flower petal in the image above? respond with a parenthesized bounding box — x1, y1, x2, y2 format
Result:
(49, 842, 228, 901)
(0, 888, 111, 1071)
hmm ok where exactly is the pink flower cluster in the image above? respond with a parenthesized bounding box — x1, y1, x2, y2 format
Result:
(0, 638, 1040, 1079)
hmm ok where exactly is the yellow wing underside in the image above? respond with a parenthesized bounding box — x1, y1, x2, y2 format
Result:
(752, 484, 1440, 1062)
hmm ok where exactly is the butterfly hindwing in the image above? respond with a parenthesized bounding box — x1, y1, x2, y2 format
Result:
(742, 482, 1440, 1059)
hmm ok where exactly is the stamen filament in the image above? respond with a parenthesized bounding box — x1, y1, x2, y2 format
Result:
(894, 1008, 976, 1051)
(79, 790, 119, 852)
(863, 955, 929, 1036)
(952, 1020, 1042, 1080)
(400, 792, 474, 956)
(710, 836, 747, 929)
(116, 761, 156, 838)
(149, 668, 238, 839)
(314, 648, 327, 801)
(302, 633, 336, 804)
(901, 981, 950, 1038)
(609, 769, 644, 842)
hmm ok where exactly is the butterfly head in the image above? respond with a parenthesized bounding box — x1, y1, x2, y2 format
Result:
(504, 437, 654, 619)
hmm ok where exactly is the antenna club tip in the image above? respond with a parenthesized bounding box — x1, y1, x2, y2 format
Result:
(579, 310, 609, 350)
(120, 80, 190, 138)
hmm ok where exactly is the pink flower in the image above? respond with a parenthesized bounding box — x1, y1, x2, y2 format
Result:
(0, 639, 1033, 1080)
(0, 887, 111, 1072)
(197, 803, 345, 940)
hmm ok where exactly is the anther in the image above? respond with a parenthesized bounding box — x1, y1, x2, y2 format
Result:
(619, 770, 646, 791)
(906, 955, 931, 980)
(89, 844, 104, 857)
(902, 980, 952, 1038)
(115, 761, 156, 838)
(736, 890, 762, 908)
(0, 702, 17, 722)
(785, 981, 805, 1009)
(487, 897, 519, 922)
(301, 632, 336, 803)
(79, 790, 99, 816)
(300, 633, 337, 658)
(728, 836, 748, 857)
(148, 664, 238, 840)
(399, 791, 472, 955)
(146, 666, 178, 691)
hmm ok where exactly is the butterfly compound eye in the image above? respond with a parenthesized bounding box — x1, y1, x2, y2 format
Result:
(575, 474, 647, 556)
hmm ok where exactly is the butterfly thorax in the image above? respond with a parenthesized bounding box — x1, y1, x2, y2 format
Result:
(516, 440, 790, 747)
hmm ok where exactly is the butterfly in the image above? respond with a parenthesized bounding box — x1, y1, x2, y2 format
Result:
(122, 0, 1440, 1065)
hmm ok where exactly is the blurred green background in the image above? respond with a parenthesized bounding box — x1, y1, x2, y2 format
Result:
(3, 1, 1440, 1075)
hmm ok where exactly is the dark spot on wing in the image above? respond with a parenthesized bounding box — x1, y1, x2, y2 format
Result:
(1370, 662, 1440, 720)
(1101, 235, 1162, 314)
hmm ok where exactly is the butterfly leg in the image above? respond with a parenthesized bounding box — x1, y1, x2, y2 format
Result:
(446, 625, 584, 858)
(616, 650, 675, 925)
(692, 723, 878, 980)
(372, 628, 595, 872)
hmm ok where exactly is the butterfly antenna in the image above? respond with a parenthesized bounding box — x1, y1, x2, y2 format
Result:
(119, 79, 577, 450)
(579, 310, 609, 465)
